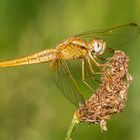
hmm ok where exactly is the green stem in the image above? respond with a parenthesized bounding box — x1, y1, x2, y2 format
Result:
(65, 113, 80, 140)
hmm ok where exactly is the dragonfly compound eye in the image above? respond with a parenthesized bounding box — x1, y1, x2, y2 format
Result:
(93, 39, 106, 55)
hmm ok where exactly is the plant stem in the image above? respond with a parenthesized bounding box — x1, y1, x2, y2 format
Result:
(65, 113, 80, 140)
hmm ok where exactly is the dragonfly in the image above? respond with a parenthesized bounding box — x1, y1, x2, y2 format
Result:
(0, 23, 139, 108)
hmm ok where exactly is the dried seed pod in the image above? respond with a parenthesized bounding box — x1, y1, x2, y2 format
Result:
(76, 51, 133, 131)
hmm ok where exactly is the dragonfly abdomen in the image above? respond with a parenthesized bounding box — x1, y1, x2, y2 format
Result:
(0, 49, 56, 67)
(36, 49, 56, 62)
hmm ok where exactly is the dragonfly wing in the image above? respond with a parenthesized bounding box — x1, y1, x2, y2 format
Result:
(63, 59, 102, 91)
(50, 60, 85, 108)
(75, 23, 140, 48)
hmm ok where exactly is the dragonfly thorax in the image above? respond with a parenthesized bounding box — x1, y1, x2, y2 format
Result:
(90, 39, 106, 55)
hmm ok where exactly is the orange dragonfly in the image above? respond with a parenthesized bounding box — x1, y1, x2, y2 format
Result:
(0, 23, 139, 107)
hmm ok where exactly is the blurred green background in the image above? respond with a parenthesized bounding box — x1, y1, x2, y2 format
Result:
(0, 0, 140, 140)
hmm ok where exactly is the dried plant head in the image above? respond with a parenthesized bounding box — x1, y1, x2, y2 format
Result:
(76, 50, 133, 131)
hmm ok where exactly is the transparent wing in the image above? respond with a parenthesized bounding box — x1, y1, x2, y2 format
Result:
(60, 59, 102, 93)
(75, 23, 140, 48)
(67, 59, 100, 79)
(50, 60, 85, 108)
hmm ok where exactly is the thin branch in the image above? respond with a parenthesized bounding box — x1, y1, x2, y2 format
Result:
(65, 113, 80, 140)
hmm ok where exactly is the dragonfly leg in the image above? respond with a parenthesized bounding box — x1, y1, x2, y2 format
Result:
(86, 57, 95, 76)
(82, 59, 95, 92)
(89, 53, 101, 67)
(107, 47, 115, 53)
(89, 53, 109, 67)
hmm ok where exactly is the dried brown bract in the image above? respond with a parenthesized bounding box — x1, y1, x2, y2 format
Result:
(76, 51, 133, 131)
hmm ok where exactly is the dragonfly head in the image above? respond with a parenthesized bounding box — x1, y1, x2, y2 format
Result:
(90, 39, 106, 55)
